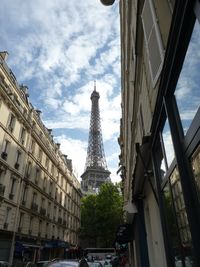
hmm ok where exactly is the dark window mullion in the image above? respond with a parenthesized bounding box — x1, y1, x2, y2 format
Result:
(152, 150, 176, 267)
(164, 94, 200, 265)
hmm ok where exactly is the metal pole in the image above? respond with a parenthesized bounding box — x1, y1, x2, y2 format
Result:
(8, 177, 22, 267)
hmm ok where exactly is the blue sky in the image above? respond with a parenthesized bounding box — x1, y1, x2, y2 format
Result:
(0, 0, 121, 183)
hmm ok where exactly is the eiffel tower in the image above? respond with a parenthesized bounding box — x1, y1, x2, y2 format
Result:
(81, 82, 110, 193)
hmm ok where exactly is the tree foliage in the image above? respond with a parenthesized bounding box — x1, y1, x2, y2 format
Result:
(79, 182, 123, 247)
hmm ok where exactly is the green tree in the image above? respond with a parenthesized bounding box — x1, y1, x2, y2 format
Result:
(79, 194, 98, 246)
(80, 182, 123, 247)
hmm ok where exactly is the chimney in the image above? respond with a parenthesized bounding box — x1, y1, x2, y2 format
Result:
(56, 143, 61, 149)
(0, 51, 9, 61)
(35, 110, 42, 117)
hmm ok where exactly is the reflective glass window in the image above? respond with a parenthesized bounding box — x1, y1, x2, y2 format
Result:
(175, 21, 200, 135)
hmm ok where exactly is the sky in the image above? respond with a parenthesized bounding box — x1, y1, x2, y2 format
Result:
(0, 0, 121, 183)
(161, 20, 200, 173)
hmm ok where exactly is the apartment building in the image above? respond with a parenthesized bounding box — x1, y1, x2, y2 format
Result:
(116, 0, 200, 267)
(0, 51, 82, 263)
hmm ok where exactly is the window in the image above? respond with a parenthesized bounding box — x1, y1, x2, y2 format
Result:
(9, 177, 16, 200)
(64, 195, 67, 208)
(52, 225, 55, 238)
(40, 197, 46, 216)
(49, 181, 53, 196)
(29, 216, 33, 234)
(174, 21, 200, 135)
(46, 223, 49, 238)
(31, 193, 38, 211)
(43, 177, 47, 190)
(141, 0, 164, 86)
(26, 161, 32, 178)
(0, 167, 6, 195)
(15, 150, 22, 170)
(41, 197, 45, 208)
(30, 139, 35, 154)
(8, 113, 16, 133)
(191, 144, 200, 205)
(60, 192, 62, 205)
(160, 119, 175, 177)
(61, 176, 64, 187)
(1, 139, 10, 160)
(55, 187, 58, 201)
(22, 185, 28, 205)
(53, 206, 57, 222)
(18, 212, 24, 232)
(45, 157, 49, 170)
(32, 192, 37, 204)
(4, 207, 11, 229)
(38, 148, 43, 162)
(35, 168, 40, 184)
(47, 202, 51, 218)
(51, 164, 55, 176)
(20, 127, 26, 145)
(162, 169, 193, 267)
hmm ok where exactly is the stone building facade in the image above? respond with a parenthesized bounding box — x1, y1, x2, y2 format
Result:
(117, 0, 200, 267)
(0, 51, 82, 263)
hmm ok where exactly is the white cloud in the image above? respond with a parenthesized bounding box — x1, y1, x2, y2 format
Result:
(54, 135, 87, 180)
(0, 0, 122, 185)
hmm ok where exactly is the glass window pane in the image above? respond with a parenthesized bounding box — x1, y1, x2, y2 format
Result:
(191, 144, 200, 204)
(175, 21, 200, 134)
(161, 120, 174, 177)
(162, 168, 194, 266)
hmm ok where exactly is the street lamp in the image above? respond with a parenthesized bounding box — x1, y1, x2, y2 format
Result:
(100, 0, 115, 6)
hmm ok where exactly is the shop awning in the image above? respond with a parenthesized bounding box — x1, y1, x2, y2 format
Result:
(44, 240, 70, 248)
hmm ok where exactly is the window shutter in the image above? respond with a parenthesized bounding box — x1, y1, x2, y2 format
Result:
(141, 0, 164, 87)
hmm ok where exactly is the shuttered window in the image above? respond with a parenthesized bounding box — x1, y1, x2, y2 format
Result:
(141, 0, 164, 87)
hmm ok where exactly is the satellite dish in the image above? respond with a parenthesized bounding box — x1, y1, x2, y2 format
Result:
(100, 0, 115, 6)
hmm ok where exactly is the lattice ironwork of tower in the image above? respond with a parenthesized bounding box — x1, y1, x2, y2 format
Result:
(81, 82, 110, 193)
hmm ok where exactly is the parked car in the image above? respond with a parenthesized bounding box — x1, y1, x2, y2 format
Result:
(0, 261, 9, 267)
(24, 262, 36, 267)
(46, 259, 89, 267)
(87, 262, 103, 267)
(36, 261, 51, 267)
